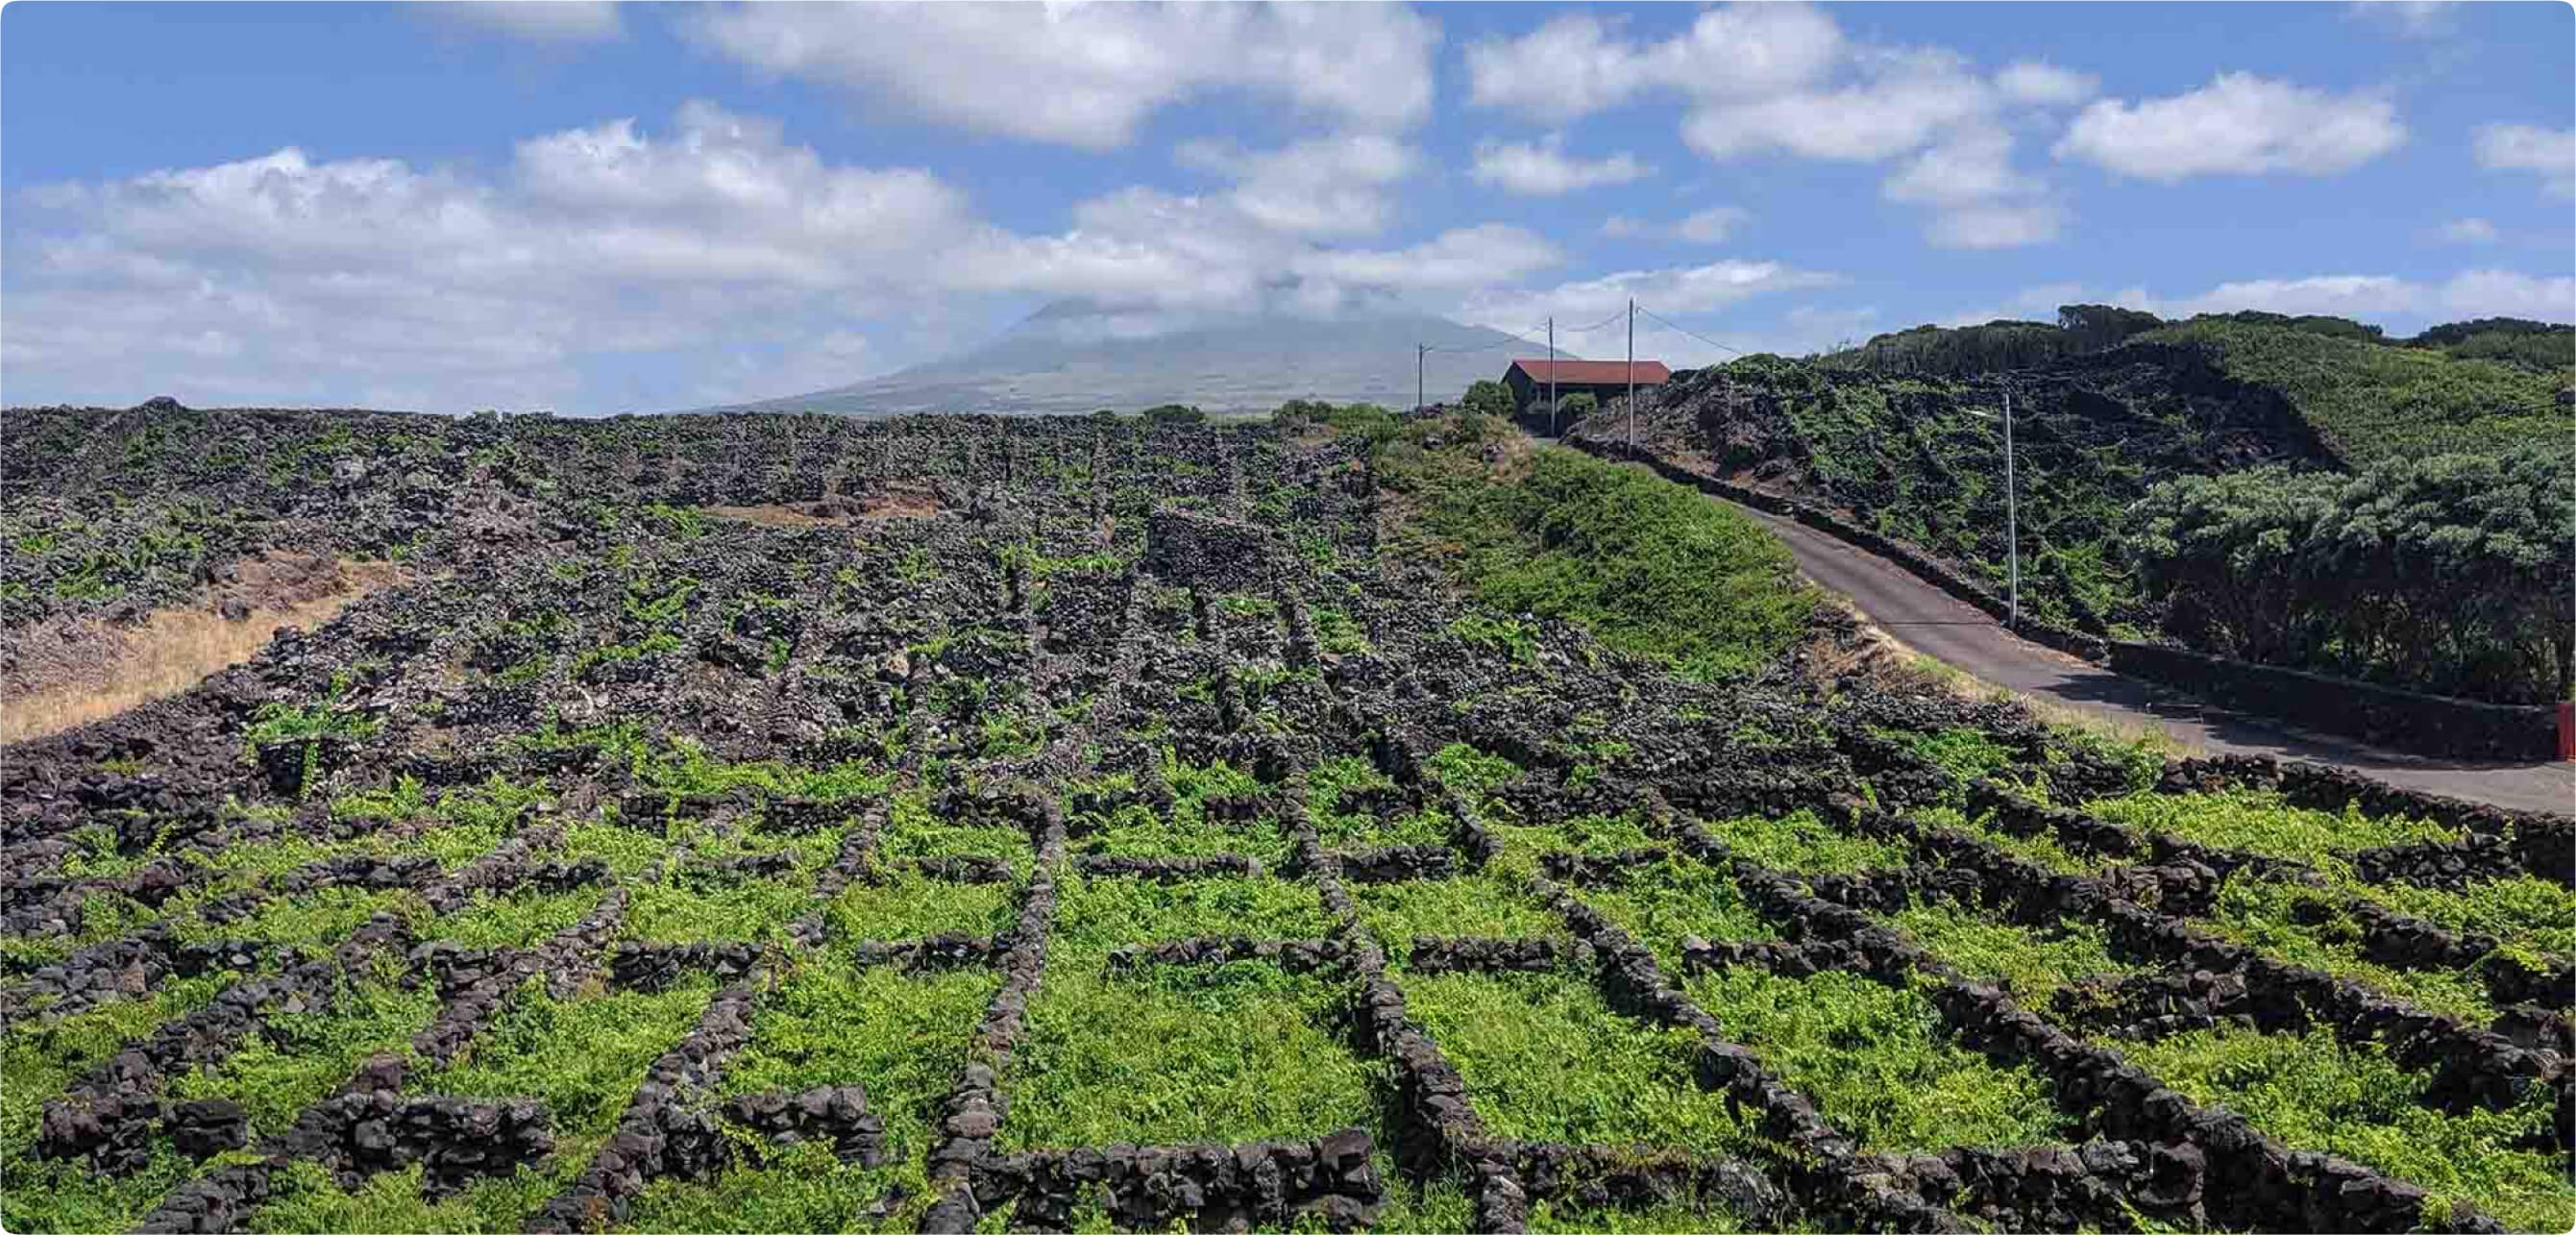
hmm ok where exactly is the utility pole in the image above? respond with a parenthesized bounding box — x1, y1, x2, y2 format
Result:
(1415, 344, 1426, 417)
(1625, 298, 1635, 455)
(2002, 385, 2019, 628)
(1547, 316, 1558, 437)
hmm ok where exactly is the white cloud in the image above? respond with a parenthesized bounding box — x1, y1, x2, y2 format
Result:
(1999, 270, 2575, 327)
(2439, 217, 2499, 244)
(1884, 129, 2036, 206)
(688, 2, 1437, 150)
(1177, 134, 1416, 237)
(2347, 1, 2460, 37)
(1676, 207, 1750, 243)
(2432, 269, 2576, 321)
(1468, 137, 1650, 196)
(1881, 128, 2065, 248)
(1938, 283, 2090, 328)
(1996, 61, 2098, 106)
(1470, 5, 2091, 249)
(434, 1, 626, 43)
(1458, 259, 1842, 340)
(1294, 225, 1560, 294)
(1681, 50, 1998, 162)
(2, 103, 1573, 410)
(1925, 204, 2067, 250)
(1599, 207, 1752, 243)
(2056, 73, 2405, 182)
(2473, 124, 2576, 198)
(1463, 4, 1844, 123)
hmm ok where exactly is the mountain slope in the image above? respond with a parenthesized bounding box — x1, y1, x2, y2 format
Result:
(694, 303, 1560, 417)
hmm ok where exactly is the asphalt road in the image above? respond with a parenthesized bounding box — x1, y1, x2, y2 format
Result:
(1723, 499, 2575, 816)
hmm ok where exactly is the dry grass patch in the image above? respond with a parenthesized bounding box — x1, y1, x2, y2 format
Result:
(0, 556, 403, 743)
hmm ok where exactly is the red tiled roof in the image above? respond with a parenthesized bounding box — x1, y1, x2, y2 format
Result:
(1508, 358, 1672, 384)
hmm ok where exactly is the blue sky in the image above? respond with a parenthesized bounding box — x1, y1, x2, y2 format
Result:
(4, 1, 2568, 413)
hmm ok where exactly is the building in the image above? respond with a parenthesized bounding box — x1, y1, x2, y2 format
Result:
(1501, 358, 1672, 416)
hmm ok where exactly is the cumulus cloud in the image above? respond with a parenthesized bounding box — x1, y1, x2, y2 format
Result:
(688, 2, 1437, 149)
(2473, 124, 2576, 198)
(433, 1, 626, 43)
(1600, 207, 1751, 243)
(1176, 134, 1416, 237)
(1457, 259, 1842, 339)
(1468, 137, 1651, 196)
(1473, 9, 2082, 250)
(1680, 49, 2000, 162)
(1463, 4, 1844, 123)
(2056, 73, 2405, 181)
(1969, 270, 2575, 328)
(1466, 6, 2090, 250)
(2, 103, 1570, 410)
(1995, 61, 2098, 106)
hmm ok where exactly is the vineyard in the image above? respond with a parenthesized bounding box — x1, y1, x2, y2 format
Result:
(0, 404, 2568, 1233)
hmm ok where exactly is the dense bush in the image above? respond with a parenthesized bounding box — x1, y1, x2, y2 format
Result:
(1556, 392, 1597, 420)
(2125, 447, 2573, 703)
(1274, 399, 1401, 447)
(1140, 404, 1207, 426)
(1824, 319, 2086, 378)
(1460, 381, 1515, 421)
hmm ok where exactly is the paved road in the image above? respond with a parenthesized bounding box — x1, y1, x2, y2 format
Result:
(1723, 499, 2575, 816)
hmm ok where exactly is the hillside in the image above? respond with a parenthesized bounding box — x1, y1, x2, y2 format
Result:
(1569, 312, 2573, 702)
(4, 400, 2570, 1233)
(691, 301, 1553, 417)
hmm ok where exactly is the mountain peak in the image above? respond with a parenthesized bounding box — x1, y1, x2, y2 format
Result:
(692, 306, 1558, 416)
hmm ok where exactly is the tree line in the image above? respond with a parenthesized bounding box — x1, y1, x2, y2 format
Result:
(2124, 445, 2571, 704)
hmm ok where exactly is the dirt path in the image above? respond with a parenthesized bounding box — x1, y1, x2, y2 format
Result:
(1722, 498, 2573, 816)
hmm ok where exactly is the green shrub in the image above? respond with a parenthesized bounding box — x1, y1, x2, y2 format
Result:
(1388, 419, 1816, 679)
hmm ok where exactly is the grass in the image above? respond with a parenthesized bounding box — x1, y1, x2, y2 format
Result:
(1003, 961, 1380, 1149)
(422, 886, 609, 951)
(1684, 968, 2073, 1152)
(1878, 900, 2143, 1005)
(2083, 789, 2453, 871)
(2352, 876, 2576, 969)
(1382, 413, 1817, 681)
(1925, 803, 2107, 875)
(1487, 811, 1660, 860)
(170, 886, 421, 948)
(0, 561, 401, 745)
(1574, 856, 1774, 975)
(246, 1158, 567, 1235)
(607, 959, 1002, 1233)
(2119, 1024, 2572, 1231)
(1399, 968, 1754, 1155)
(1696, 807, 1908, 874)
(411, 975, 718, 1137)
(2140, 317, 2570, 462)
(3, 973, 243, 1233)
(623, 869, 815, 944)
(824, 870, 1019, 942)
(1050, 875, 1328, 956)
(166, 964, 441, 1138)
(1355, 872, 1570, 964)
(1071, 802, 1288, 862)
(2205, 876, 2500, 1024)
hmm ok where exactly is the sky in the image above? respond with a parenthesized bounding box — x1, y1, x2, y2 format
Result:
(3, 0, 2569, 415)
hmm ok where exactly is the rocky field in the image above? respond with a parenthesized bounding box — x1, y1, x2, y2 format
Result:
(0, 402, 2569, 1233)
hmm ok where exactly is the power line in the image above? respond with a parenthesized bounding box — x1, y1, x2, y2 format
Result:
(1634, 305, 1752, 358)
(1422, 323, 1554, 355)
(1555, 308, 1629, 335)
